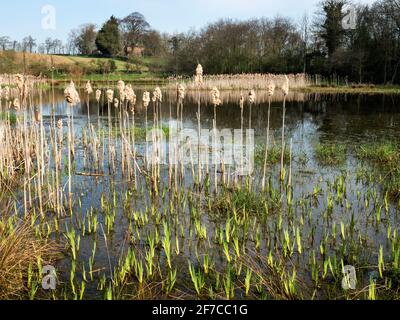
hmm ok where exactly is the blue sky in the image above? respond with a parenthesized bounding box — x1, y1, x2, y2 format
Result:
(0, 0, 376, 43)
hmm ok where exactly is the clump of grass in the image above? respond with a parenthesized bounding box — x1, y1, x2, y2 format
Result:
(355, 141, 400, 198)
(239, 251, 305, 300)
(0, 212, 60, 299)
(355, 141, 400, 165)
(211, 187, 266, 216)
(255, 144, 291, 166)
(385, 172, 400, 199)
(315, 143, 347, 165)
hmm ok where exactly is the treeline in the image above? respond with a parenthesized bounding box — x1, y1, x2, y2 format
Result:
(0, 36, 65, 54)
(0, 0, 399, 84)
(314, 0, 400, 84)
(169, 17, 304, 75)
(171, 0, 400, 84)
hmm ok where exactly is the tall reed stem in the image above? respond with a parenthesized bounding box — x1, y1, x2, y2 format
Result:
(262, 97, 271, 191)
(280, 96, 286, 182)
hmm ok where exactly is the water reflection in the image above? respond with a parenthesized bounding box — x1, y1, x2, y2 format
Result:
(33, 89, 400, 145)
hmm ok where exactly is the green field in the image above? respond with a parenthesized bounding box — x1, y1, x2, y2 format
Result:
(52, 55, 168, 82)
(0, 51, 167, 82)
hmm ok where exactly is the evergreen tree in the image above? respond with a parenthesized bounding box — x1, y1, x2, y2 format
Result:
(95, 16, 121, 56)
(318, 0, 346, 57)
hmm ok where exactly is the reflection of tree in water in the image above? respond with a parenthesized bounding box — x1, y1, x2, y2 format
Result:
(312, 94, 400, 143)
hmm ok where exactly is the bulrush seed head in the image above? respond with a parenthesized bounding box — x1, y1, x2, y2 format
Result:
(64, 81, 80, 106)
(85, 81, 93, 95)
(125, 84, 136, 105)
(106, 89, 114, 104)
(240, 94, 244, 109)
(195, 64, 204, 85)
(117, 80, 125, 94)
(95, 89, 102, 102)
(282, 75, 289, 96)
(249, 90, 256, 104)
(267, 82, 276, 97)
(13, 98, 20, 110)
(211, 87, 222, 106)
(177, 84, 185, 100)
(143, 91, 150, 108)
(153, 87, 162, 103)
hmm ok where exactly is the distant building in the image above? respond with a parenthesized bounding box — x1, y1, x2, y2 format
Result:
(126, 45, 145, 57)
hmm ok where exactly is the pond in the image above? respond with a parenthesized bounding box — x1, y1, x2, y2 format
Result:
(3, 88, 400, 299)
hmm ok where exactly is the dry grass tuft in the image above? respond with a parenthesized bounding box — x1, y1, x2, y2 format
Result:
(240, 250, 308, 300)
(0, 204, 60, 299)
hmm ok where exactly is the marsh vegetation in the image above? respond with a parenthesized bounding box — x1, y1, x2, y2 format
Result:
(1, 73, 400, 301)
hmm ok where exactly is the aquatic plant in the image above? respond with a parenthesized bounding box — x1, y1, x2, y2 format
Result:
(315, 143, 347, 165)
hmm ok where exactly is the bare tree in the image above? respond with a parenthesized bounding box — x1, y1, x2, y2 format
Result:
(22, 36, 37, 53)
(300, 14, 310, 73)
(53, 39, 63, 54)
(44, 38, 54, 54)
(67, 29, 79, 54)
(71, 24, 97, 55)
(0, 36, 11, 51)
(120, 12, 150, 55)
(37, 44, 46, 54)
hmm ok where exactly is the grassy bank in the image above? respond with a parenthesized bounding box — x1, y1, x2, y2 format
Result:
(296, 85, 400, 94)
(1, 51, 166, 84)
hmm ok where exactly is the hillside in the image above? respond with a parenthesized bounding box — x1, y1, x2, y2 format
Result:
(0, 51, 167, 81)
